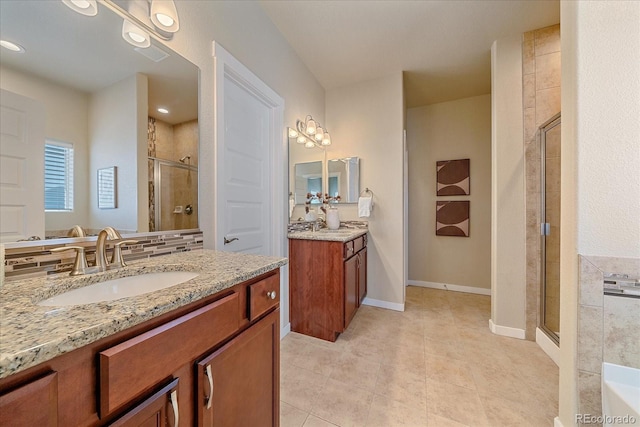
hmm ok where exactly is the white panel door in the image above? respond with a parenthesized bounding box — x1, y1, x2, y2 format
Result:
(213, 43, 285, 256)
(0, 89, 46, 242)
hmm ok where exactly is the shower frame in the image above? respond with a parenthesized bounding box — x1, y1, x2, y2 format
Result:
(539, 112, 561, 345)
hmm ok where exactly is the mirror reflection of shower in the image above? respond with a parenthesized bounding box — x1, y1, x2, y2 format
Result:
(148, 117, 199, 232)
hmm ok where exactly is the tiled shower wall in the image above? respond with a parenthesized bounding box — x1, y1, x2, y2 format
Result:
(3, 230, 203, 282)
(522, 24, 561, 340)
(577, 256, 640, 426)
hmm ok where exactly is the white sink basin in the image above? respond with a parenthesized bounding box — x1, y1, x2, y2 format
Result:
(38, 271, 199, 306)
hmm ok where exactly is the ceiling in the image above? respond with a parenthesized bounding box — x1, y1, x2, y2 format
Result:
(259, 0, 560, 108)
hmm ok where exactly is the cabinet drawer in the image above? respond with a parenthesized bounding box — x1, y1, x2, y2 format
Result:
(99, 292, 239, 417)
(353, 235, 365, 253)
(343, 240, 355, 259)
(0, 372, 57, 427)
(343, 235, 366, 259)
(248, 273, 279, 321)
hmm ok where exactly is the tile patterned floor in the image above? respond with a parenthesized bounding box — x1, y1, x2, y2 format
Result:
(280, 286, 559, 427)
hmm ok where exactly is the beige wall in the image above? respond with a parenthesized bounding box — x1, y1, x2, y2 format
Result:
(523, 24, 562, 339)
(406, 94, 491, 290)
(490, 35, 527, 335)
(560, 1, 640, 425)
(0, 65, 90, 234)
(325, 74, 406, 308)
(89, 74, 147, 233)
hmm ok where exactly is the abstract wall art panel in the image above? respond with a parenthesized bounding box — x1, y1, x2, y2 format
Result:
(436, 158, 470, 196)
(436, 201, 470, 237)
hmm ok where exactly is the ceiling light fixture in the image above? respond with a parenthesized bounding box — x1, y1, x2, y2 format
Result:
(288, 115, 331, 149)
(150, 0, 180, 33)
(61, 0, 98, 16)
(122, 19, 150, 48)
(157, 107, 169, 114)
(0, 40, 25, 53)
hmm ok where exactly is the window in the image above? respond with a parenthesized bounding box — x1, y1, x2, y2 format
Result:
(44, 141, 74, 211)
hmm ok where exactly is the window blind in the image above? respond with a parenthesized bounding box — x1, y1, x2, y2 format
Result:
(44, 142, 74, 211)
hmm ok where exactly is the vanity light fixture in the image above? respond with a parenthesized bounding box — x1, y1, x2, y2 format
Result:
(0, 40, 25, 53)
(150, 0, 180, 33)
(122, 19, 151, 48)
(61, 0, 98, 16)
(288, 115, 332, 149)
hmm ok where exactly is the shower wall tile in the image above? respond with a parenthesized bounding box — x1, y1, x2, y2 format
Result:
(535, 52, 561, 91)
(523, 107, 537, 143)
(585, 256, 640, 278)
(579, 257, 605, 307)
(577, 305, 603, 374)
(535, 87, 561, 127)
(523, 74, 536, 109)
(603, 295, 640, 370)
(577, 371, 602, 426)
(534, 24, 561, 56)
(522, 39, 535, 75)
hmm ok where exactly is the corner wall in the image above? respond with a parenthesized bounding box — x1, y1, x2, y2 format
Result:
(406, 95, 492, 291)
(490, 35, 526, 337)
(560, 1, 640, 426)
(325, 74, 406, 309)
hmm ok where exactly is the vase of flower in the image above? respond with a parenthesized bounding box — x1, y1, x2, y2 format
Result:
(326, 207, 340, 230)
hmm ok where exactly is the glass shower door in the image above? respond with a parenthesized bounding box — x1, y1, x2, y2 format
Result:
(540, 113, 561, 344)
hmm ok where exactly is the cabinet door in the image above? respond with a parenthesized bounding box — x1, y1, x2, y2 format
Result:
(0, 372, 57, 427)
(110, 378, 179, 427)
(357, 247, 367, 305)
(344, 255, 358, 328)
(196, 309, 279, 427)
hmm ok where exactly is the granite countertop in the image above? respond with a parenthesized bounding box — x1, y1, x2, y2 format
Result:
(0, 249, 287, 379)
(287, 228, 367, 242)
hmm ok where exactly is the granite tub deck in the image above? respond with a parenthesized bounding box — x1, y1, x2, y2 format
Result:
(0, 249, 287, 379)
(287, 228, 367, 242)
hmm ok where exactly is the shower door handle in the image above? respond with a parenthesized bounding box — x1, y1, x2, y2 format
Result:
(224, 236, 239, 245)
(540, 223, 551, 236)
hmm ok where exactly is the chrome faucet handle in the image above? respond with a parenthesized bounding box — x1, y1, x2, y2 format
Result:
(51, 246, 93, 276)
(110, 240, 138, 269)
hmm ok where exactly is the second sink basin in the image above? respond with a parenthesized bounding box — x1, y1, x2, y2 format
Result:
(38, 271, 199, 306)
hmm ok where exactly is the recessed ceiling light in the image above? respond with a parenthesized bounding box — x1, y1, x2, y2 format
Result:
(0, 40, 25, 53)
(157, 108, 169, 114)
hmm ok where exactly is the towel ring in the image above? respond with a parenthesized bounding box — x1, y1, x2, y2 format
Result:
(360, 187, 373, 196)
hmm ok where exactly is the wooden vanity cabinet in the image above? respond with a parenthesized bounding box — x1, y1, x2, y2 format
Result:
(289, 234, 367, 342)
(0, 270, 281, 427)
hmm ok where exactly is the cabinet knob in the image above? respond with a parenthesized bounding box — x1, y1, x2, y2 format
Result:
(266, 291, 277, 300)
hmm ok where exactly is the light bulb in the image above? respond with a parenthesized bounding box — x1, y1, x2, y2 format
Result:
(306, 118, 317, 135)
(322, 132, 331, 146)
(304, 140, 315, 148)
(150, 0, 180, 33)
(62, 0, 98, 16)
(122, 19, 150, 48)
(155, 13, 174, 27)
(288, 128, 298, 138)
(297, 136, 306, 144)
(315, 127, 324, 141)
(0, 40, 25, 53)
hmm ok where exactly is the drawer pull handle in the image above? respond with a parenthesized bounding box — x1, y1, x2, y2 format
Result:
(266, 291, 277, 300)
(205, 364, 213, 409)
(170, 389, 179, 427)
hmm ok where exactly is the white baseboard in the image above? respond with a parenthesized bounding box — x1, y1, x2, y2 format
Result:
(488, 319, 526, 339)
(554, 416, 564, 427)
(536, 327, 560, 366)
(362, 297, 405, 312)
(280, 322, 290, 340)
(408, 280, 491, 296)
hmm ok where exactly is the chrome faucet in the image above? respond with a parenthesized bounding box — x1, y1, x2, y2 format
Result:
(66, 225, 86, 237)
(312, 218, 326, 232)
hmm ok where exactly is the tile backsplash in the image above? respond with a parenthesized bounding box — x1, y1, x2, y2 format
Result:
(3, 230, 203, 282)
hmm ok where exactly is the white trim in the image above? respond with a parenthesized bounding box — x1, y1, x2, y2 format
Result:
(489, 319, 526, 339)
(362, 297, 405, 312)
(536, 327, 560, 366)
(554, 416, 564, 427)
(280, 322, 291, 340)
(408, 280, 491, 296)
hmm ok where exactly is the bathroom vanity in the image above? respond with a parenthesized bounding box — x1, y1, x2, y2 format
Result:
(288, 228, 367, 342)
(0, 250, 286, 427)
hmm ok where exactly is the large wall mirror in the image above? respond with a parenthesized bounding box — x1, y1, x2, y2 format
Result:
(0, 1, 199, 243)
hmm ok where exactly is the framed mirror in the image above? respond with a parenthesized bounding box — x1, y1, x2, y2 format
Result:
(328, 157, 360, 203)
(0, 1, 199, 242)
